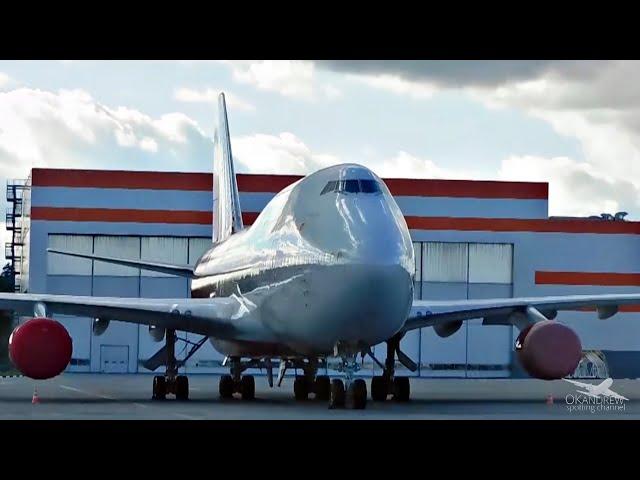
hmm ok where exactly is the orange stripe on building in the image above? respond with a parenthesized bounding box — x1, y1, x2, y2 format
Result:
(236, 174, 303, 193)
(32, 169, 213, 191)
(31, 207, 640, 234)
(31, 168, 548, 199)
(242, 212, 259, 225)
(572, 306, 640, 313)
(383, 178, 547, 199)
(31, 207, 212, 225)
(406, 216, 640, 235)
(536, 271, 640, 286)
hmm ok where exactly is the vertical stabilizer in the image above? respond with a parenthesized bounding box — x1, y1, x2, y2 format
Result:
(213, 92, 244, 243)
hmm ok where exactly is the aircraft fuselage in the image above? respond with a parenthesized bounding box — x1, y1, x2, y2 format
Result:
(190, 164, 415, 357)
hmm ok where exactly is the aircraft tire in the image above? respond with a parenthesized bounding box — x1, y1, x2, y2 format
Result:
(347, 378, 367, 409)
(314, 375, 330, 401)
(152, 375, 166, 400)
(219, 374, 234, 399)
(329, 379, 345, 409)
(371, 376, 388, 401)
(393, 376, 410, 402)
(240, 375, 255, 400)
(176, 375, 189, 401)
(294, 375, 309, 401)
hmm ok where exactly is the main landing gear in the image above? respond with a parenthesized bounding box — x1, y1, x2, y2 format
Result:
(218, 356, 256, 400)
(151, 329, 189, 400)
(278, 358, 331, 402)
(294, 374, 331, 402)
(150, 329, 209, 401)
(370, 333, 412, 403)
(272, 356, 362, 407)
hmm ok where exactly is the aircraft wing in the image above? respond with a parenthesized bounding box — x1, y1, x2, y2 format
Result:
(47, 249, 196, 278)
(0, 292, 269, 341)
(404, 293, 640, 333)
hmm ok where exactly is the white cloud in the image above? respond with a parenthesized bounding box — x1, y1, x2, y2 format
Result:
(231, 132, 340, 175)
(324, 61, 640, 218)
(372, 151, 482, 180)
(220, 60, 341, 101)
(0, 72, 16, 92)
(0, 87, 212, 182)
(322, 83, 342, 100)
(348, 74, 437, 99)
(373, 150, 640, 219)
(498, 155, 640, 218)
(461, 61, 640, 218)
(174, 87, 255, 111)
(0, 86, 341, 186)
(139, 137, 158, 152)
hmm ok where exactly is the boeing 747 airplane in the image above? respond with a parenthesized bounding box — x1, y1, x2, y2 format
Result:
(3, 93, 640, 409)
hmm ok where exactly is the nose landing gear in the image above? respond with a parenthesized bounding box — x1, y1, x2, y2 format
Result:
(330, 347, 367, 409)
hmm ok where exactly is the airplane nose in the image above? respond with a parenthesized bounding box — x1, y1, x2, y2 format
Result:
(301, 195, 414, 348)
(347, 263, 414, 343)
(335, 195, 414, 271)
(301, 262, 413, 351)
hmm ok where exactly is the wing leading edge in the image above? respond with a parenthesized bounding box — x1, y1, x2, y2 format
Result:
(47, 248, 196, 278)
(0, 292, 272, 342)
(404, 293, 640, 333)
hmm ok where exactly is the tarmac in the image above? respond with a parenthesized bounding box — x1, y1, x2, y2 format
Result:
(1, 373, 639, 420)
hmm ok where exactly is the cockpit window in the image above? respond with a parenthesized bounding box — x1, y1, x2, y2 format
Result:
(343, 179, 360, 193)
(359, 179, 381, 193)
(321, 179, 382, 195)
(321, 181, 338, 195)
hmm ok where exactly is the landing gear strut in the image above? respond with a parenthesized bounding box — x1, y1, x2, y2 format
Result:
(218, 356, 255, 400)
(370, 334, 411, 402)
(151, 329, 190, 401)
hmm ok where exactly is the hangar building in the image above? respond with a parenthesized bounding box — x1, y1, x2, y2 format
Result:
(6, 168, 640, 379)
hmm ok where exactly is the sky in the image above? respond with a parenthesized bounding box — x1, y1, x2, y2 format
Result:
(1, 60, 639, 246)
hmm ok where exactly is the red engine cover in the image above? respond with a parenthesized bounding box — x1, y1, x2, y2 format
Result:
(516, 320, 582, 380)
(8, 317, 73, 380)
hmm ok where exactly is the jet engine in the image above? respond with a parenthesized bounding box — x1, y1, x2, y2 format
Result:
(8, 317, 73, 380)
(148, 325, 165, 342)
(515, 320, 582, 380)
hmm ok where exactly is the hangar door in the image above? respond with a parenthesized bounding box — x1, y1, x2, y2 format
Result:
(415, 241, 514, 378)
(46, 234, 217, 375)
(369, 241, 513, 378)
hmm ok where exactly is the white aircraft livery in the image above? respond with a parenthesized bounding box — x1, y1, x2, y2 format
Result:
(4, 93, 640, 409)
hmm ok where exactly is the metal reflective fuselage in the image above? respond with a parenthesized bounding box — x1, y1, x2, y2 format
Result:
(191, 164, 415, 357)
